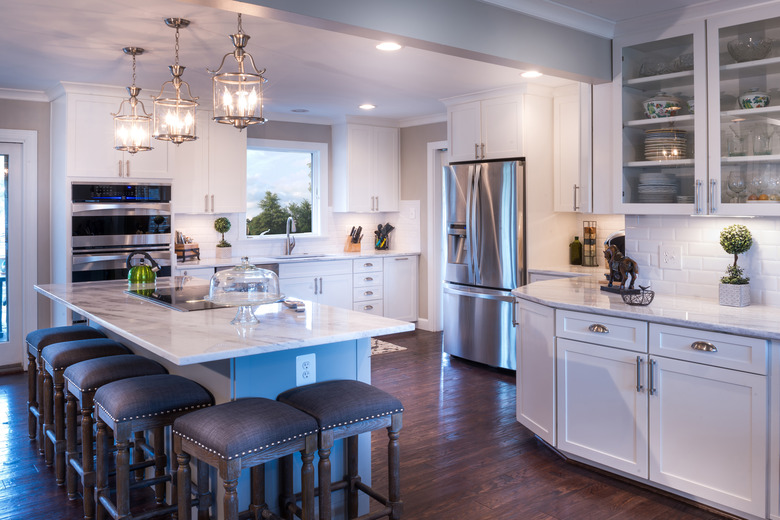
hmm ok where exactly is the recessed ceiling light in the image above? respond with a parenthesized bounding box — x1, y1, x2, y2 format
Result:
(376, 42, 402, 51)
(291, 108, 309, 113)
(359, 104, 376, 110)
(521, 70, 543, 78)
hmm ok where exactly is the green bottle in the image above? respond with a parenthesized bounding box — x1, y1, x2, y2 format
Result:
(569, 236, 582, 266)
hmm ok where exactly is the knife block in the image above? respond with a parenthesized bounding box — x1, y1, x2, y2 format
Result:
(344, 236, 361, 253)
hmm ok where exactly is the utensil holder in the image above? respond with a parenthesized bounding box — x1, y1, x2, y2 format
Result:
(344, 236, 361, 253)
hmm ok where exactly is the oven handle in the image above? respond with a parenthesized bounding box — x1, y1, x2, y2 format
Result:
(72, 202, 171, 214)
(72, 252, 171, 266)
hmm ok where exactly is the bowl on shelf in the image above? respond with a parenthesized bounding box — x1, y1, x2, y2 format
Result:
(687, 99, 694, 114)
(643, 92, 682, 118)
(739, 88, 770, 109)
(672, 53, 694, 72)
(727, 37, 773, 62)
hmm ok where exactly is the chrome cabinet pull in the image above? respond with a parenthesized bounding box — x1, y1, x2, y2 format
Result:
(709, 179, 717, 214)
(512, 302, 518, 327)
(319, 277, 323, 294)
(364, 291, 373, 296)
(125, 160, 130, 177)
(365, 277, 373, 282)
(636, 356, 643, 392)
(118, 160, 123, 177)
(204, 194, 209, 212)
(573, 184, 580, 211)
(691, 341, 717, 352)
(211, 195, 215, 213)
(364, 262, 373, 267)
(475, 143, 479, 159)
(364, 305, 373, 310)
(314, 277, 318, 295)
(695, 179, 702, 215)
(648, 359, 657, 395)
(375, 196, 379, 211)
(480, 143, 485, 159)
(395, 257, 408, 261)
(588, 324, 609, 334)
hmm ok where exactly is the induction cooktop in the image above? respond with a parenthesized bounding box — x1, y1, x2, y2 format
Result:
(125, 285, 230, 312)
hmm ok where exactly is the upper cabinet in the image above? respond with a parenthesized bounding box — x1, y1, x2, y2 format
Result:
(553, 83, 593, 213)
(613, 23, 707, 215)
(332, 123, 400, 213)
(446, 95, 523, 163)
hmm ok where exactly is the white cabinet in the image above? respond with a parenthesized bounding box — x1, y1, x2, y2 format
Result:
(332, 124, 399, 213)
(446, 95, 523, 162)
(279, 260, 353, 308)
(171, 109, 246, 214)
(353, 259, 383, 315)
(382, 255, 418, 322)
(515, 299, 556, 445)
(62, 91, 170, 180)
(553, 83, 592, 213)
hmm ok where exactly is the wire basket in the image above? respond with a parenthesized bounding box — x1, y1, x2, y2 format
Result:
(621, 289, 655, 306)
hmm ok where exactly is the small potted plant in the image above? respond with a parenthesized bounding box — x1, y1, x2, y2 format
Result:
(719, 224, 752, 307)
(214, 217, 232, 259)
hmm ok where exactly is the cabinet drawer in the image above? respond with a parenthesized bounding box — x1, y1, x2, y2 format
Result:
(353, 271, 383, 288)
(353, 258, 382, 273)
(279, 260, 351, 279)
(353, 300, 383, 316)
(353, 286, 383, 302)
(556, 310, 647, 353)
(650, 324, 767, 375)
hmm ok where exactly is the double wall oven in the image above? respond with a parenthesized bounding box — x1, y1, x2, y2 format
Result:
(71, 183, 172, 282)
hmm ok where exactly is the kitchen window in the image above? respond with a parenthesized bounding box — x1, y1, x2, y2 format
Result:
(245, 138, 328, 237)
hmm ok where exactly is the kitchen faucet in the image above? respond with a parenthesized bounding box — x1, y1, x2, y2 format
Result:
(284, 217, 296, 255)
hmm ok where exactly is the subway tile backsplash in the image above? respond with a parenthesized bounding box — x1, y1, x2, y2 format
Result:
(625, 215, 780, 305)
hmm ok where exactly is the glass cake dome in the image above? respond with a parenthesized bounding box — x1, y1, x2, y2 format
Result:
(206, 257, 283, 323)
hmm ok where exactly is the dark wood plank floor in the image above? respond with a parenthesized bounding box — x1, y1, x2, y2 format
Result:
(0, 329, 731, 519)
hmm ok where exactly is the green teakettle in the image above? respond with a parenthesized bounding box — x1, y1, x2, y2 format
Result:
(127, 251, 160, 285)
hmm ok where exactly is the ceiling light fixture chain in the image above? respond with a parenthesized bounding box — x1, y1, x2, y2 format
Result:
(112, 47, 152, 154)
(208, 12, 268, 130)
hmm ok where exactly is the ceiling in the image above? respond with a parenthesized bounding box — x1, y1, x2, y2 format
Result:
(0, 0, 726, 123)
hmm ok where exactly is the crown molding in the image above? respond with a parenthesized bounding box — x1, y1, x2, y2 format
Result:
(0, 88, 49, 103)
(399, 113, 446, 128)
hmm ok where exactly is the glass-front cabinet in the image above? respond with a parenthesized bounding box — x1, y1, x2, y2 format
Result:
(614, 24, 707, 214)
(708, 8, 780, 216)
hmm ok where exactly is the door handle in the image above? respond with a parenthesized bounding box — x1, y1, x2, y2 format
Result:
(588, 324, 609, 334)
(395, 257, 409, 261)
(691, 341, 717, 352)
(648, 359, 657, 395)
(511, 301, 518, 327)
(480, 143, 485, 159)
(375, 196, 379, 211)
(636, 356, 643, 392)
(364, 305, 373, 311)
(474, 143, 479, 160)
(364, 291, 373, 296)
(695, 179, 703, 215)
(211, 195, 215, 213)
(204, 195, 209, 212)
(314, 277, 319, 295)
(709, 179, 717, 214)
(125, 160, 130, 177)
(573, 184, 580, 211)
(118, 160, 123, 177)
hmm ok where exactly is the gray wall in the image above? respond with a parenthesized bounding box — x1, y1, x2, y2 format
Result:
(0, 98, 51, 327)
(400, 121, 447, 322)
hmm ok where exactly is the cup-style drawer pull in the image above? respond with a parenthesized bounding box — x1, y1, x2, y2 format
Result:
(364, 305, 373, 310)
(364, 262, 374, 267)
(691, 341, 717, 352)
(364, 277, 374, 282)
(364, 291, 373, 296)
(588, 324, 609, 334)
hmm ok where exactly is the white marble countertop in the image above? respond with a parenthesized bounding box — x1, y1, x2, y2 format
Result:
(528, 264, 606, 277)
(175, 250, 420, 269)
(513, 275, 780, 341)
(35, 279, 414, 366)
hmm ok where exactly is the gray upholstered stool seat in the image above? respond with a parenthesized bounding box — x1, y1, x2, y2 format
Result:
(25, 325, 106, 449)
(173, 397, 318, 520)
(278, 380, 404, 520)
(94, 374, 214, 520)
(63, 355, 168, 519)
(41, 338, 130, 486)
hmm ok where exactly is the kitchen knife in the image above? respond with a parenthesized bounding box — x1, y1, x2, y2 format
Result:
(350, 226, 356, 238)
(354, 226, 362, 243)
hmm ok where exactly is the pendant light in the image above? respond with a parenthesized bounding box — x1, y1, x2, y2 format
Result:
(112, 47, 152, 154)
(153, 18, 198, 144)
(209, 13, 267, 130)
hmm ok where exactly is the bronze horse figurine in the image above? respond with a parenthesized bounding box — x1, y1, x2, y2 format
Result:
(604, 245, 639, 290)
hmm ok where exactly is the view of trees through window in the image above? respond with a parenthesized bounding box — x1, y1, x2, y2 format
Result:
(246, 148, 313, 236)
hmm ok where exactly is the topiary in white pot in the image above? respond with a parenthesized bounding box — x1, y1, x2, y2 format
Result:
(214, 217, 232, 259)
(718, 224, 752, 307)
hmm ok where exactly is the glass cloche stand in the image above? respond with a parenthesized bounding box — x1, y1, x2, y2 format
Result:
(206, 257, 283, 324)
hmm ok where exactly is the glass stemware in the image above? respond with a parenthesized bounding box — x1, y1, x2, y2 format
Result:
(727, 171, 746, 203)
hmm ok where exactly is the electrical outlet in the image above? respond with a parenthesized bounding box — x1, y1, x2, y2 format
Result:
(659, 245, 682, 270)
(296, 353, 316, 386)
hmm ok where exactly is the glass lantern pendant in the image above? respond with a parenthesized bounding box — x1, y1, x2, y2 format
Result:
(209, 13, 268, 130)
(112, 47, 152, 154)
(153, 18, 198, 145)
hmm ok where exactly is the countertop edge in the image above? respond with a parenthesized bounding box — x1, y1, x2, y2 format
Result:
(175, 251, 421, 269)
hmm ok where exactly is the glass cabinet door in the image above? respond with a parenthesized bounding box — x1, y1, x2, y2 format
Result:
(708, 10, 780, 216)
(614, 24, 707, 214)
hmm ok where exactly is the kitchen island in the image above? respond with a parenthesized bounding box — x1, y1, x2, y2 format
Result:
(35, 277, 414, 517)
(513, 275, 780, 520)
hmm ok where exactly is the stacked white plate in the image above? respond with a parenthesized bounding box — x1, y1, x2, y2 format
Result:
(638, 172, 677, 203)
(644, 128, 687, 160)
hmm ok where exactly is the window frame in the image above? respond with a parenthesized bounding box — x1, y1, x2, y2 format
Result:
(243, 138, 329, 240)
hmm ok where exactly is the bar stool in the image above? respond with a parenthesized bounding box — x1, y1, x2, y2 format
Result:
(173, 397, 318, 520)
(64, 354, 168, 520)
(94, 374, 214, 520)
(41, 337, 130, 486)
(26, 325, 107, 448)
(278, 380, 404, 520)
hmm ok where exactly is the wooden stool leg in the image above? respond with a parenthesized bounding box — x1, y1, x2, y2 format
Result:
(318, 430, 333, 520)
(82, 403, 96, 520)
(37, 359, 45, 454)
(223, 475, 239, 520)
(115, 437, 131, 519)
(196, 459, 210, 520)
(346, 436, 359, 519)
(53, 378, 67, 485)
(388, 414, 403, 520)
(95, 420, 109, 520)
(65, 392, 78, 499)
(42, 369, 54, 465)
(153, 427, 167, 504)
(249, 464, 266, 518)
(133, 431, 146, 482)
(177, 452, 192, 520)
(281, 455, 295, 520)
(27, 350, 37, 440)
(301, 435, 316, 520)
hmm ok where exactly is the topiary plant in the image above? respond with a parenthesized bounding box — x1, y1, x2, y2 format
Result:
(719, 224, 752, 284)
(214, 217, 232, 248)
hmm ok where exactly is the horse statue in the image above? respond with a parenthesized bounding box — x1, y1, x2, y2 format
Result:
(604, 245, 639, 290)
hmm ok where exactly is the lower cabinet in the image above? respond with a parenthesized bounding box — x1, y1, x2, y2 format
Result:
(279, 260, 353, 308)
(351, 256, 418, 322)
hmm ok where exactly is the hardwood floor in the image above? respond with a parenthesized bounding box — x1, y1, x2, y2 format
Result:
(0, 329, 730, 519)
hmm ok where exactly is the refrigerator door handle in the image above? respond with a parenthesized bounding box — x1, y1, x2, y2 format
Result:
(471, 166, 482, 286)
(443, 283, 515, 302)
(465, 168, 475, 283)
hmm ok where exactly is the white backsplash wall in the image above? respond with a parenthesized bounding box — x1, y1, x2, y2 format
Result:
(174, 200, 421, 259)
(626, 215, 780, 305)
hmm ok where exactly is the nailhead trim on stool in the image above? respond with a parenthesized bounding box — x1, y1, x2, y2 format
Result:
(25, 325, 106, 448)
(63, 354, 168, 520)
(172, 398, 319, 520)
(41, 338, 130, 486)
(93, 374, 214, 520)
(278, 380, 404, 520)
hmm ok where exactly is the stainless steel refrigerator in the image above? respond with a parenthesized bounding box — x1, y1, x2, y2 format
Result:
(442, 158, 525, 370)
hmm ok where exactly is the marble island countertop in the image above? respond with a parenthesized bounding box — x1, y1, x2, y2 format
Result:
(176, 250, 420, 269)
(513, 275, 780, 341)
(35, 279, 414, 365)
